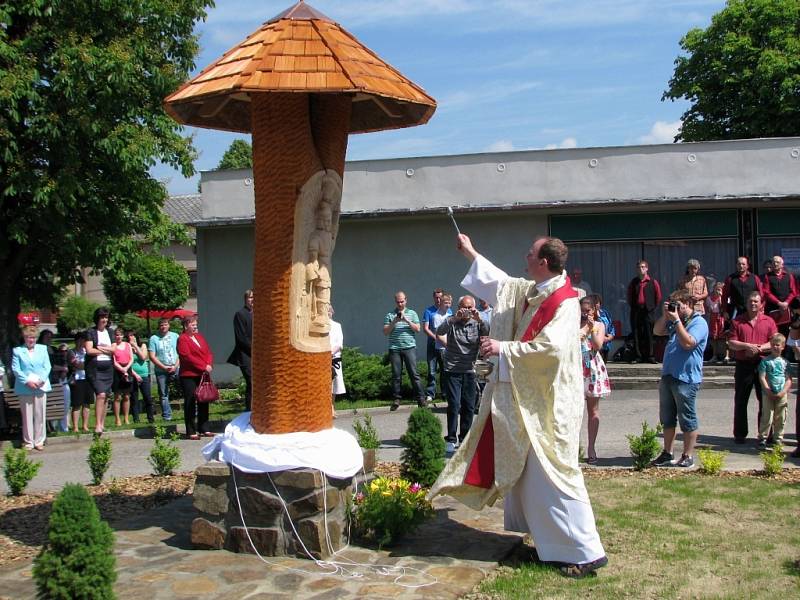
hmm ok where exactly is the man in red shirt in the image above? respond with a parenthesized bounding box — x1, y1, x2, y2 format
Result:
(763, 255, 797, 334)
(626, 260, 662, 363)
(727, 291, 777, 444)
(721, 256, 762, 320)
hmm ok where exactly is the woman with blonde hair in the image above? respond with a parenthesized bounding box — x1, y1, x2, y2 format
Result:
(11, 326, 52, 450)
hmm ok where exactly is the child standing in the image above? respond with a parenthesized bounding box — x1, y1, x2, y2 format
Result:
(757, 333, 792, 449)
(705, 281, 728, 364)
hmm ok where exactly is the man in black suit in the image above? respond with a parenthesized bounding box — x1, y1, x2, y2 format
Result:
(227, 290, 253, 411)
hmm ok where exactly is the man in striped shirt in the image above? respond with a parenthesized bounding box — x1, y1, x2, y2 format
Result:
(384, 291, 427, 411)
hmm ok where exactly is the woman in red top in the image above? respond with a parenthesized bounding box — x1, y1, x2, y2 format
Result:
(177, 315, 214, 440)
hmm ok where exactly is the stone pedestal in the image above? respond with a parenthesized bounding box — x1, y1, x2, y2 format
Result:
(191, 461, 358, 559)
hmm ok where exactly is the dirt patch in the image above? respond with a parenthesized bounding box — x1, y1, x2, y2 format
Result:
(0, 473, 194, 567)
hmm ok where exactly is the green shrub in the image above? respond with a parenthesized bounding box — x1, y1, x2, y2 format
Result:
(697, 448, 727, 475)
(760, 444, 784, 476)
(33, 483, 116, 599)
(353, 414, 381, 449)
(351, 477, 433, 548)
(148, 425, 181, 476)
(341, 347, 428, 400)
(58, 295, 100, 335)
(87, 435, 112, 485)
(400, 407, 445, 486)
(627, 421, 663, 471)
(3, 446, 42, 496)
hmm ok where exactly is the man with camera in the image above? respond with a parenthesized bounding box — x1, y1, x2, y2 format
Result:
(651, 288, 709, 468)
(436, 295, 489, 453)
(383, 291, 427, 411)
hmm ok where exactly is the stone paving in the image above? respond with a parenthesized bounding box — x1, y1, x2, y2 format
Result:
(0, 492, 522, 599)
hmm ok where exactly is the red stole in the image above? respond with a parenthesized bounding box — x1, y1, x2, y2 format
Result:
(463, 277, 579, 489)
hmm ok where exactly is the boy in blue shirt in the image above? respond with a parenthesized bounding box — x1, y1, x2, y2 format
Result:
(757, 333, 792, 449)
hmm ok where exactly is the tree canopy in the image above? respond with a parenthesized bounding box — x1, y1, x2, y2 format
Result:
(217, 139, 253, 170)
(663, 0, 800, 142)
(103, 253, 189, 316)
(0, 0, 212, 359)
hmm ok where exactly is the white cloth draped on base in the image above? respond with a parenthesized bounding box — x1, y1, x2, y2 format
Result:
(202, 412, 363, 479)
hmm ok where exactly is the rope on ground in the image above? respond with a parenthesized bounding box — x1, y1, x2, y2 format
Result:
(230, 465, 438, 589)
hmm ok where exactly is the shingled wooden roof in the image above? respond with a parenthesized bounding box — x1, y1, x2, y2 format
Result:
(164, 1, 436, 134)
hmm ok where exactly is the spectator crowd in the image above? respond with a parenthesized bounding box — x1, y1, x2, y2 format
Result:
(383, 253, 800, 466)
(1, 252, 798, 470)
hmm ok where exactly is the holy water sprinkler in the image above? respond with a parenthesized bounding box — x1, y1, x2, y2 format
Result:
(446, 206, 461, 236)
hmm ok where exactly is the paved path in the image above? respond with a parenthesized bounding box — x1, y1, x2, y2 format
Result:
(1, 388, 798, 598)
(1, 388, 798, 494)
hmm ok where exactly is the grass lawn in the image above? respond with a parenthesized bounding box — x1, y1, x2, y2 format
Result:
(477, 470, 800, 599)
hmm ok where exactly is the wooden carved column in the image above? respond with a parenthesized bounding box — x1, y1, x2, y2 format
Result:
(249, 92, 351, 434)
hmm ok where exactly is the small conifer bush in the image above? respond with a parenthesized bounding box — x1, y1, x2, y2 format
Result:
(697, 448, 727, 475)
(148, 425, 181, 476)
(760, 444, 784, 476)
(627, 421, 663, 471)
(3, 446, 42, 496)
(87, 435, 112, 485)
(33, 483, 116, 599)
(400, 407, 445, 486)
(353, 414, 381, 449)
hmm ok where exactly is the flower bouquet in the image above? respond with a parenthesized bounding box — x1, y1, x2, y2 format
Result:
(351, 476, 434, 548)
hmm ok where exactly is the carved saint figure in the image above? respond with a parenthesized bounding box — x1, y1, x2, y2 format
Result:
(306, 201, 334, 334)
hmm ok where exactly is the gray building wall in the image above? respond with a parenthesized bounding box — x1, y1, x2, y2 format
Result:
(194, 137, 800, 382)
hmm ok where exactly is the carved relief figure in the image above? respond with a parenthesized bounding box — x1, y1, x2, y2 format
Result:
(306, 201, 333, 334)
(289, 170, 342, 352)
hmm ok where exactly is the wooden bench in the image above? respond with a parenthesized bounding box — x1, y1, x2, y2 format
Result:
(3, 382, 67, 424)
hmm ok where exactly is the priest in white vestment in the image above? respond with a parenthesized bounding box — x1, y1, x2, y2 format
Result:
(430, 234, 607, 576)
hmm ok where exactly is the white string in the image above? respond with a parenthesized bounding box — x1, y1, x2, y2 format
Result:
(229, 464, 438, 589)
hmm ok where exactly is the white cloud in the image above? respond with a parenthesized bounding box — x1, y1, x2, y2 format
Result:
(439, 81, 541, 111)
(637, 120, 682, 144)
(545, 137, 578, 150)
(485, 140, 515, 152)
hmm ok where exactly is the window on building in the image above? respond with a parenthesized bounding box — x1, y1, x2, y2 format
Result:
(188, 270, 198, 298)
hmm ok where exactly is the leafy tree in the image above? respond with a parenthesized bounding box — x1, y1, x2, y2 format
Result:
(663, 0, 800, 141)
(102, 253, 189, 317)
(0, 1, 212, 366)
(217, 138, 253, 170)
(57, 295, 100, 335)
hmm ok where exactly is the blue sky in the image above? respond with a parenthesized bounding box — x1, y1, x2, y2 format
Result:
(154, 0, 727, 195)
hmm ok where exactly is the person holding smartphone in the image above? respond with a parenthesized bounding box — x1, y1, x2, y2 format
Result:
(383, 291, 426, 410)
(436, 295, 488, 453)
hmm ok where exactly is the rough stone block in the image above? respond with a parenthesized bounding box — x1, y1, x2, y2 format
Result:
(226, 526, 282, 555)
(195, 461, 230, 478)
(235, 486, 284, 527)
(295, 513, 343, 558)
(191, 518, 226, 550)
(288, 487, 341, 520)
(270, 468, 323, 490)
(193, 480, 229, 516)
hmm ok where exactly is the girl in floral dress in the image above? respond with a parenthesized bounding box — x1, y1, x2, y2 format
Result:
(579, 296, 611, 464)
